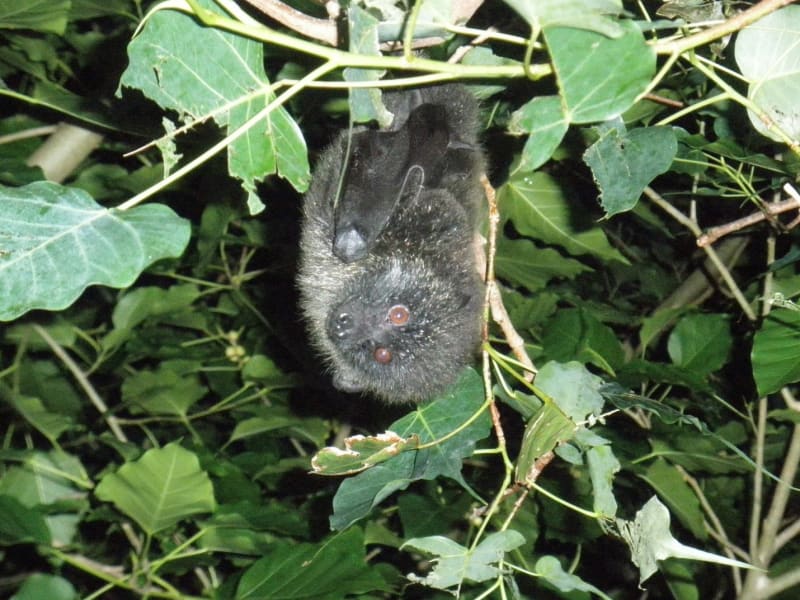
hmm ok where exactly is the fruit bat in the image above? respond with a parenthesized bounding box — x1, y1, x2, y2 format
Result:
(298, 84, 485, 403)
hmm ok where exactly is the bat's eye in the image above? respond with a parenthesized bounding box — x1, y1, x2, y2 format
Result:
(374, 347, 393, 364)
(388, 304, 410, 326)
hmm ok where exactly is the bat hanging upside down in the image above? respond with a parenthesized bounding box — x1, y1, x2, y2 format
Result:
(298, 84, 486, 403)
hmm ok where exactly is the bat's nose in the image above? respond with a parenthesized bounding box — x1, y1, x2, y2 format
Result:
(329, 312, 354, 339)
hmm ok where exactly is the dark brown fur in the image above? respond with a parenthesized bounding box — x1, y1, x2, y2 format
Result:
(298, 84, 485, 403)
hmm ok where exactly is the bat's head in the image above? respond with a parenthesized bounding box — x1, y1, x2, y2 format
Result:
(324, 258, 482, 403)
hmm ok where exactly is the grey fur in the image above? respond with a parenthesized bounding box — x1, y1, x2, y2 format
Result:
(298, 84, 485, 403)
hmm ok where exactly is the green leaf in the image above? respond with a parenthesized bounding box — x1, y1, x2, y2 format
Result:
(545, 20, 655, 123)
(0, 80, 122, 132)
(95, 443, 216, 535)
(587, 444, 620, 519)
(121, 364, 207, 417)
(0, 451, 88, 546)
(504, 0, 625, 37)
(236, 528, 390, 599)
(119, 0, 310, 204)
(0, 495, 51, 545)
(0, 0, 70, 34)
(329, 369, 489, 530)
(10, 574, 77, 600)
(535, 555, 612, 599)
(509, 95, 569, 173)
(752, 309, 800, 396)
(1, 392, 74, 442)
(404, 530, 526, 590)
(542, 309, 626, 374)
(200, 501, 309, 555)
(499, 171, 628, 263)
(583, 126, 678, 216)
(537, 361, 606, 423)
(618, 359, 712, 393)
(515, 401, 575, 486)
(0, 182, 190, 322)
(495, 237, 592, 292)
(735, 6, 800, 142)
(640, 458, 706, 540)
(639, 307, 686, 351)
(667, 313, 732, 375)
(616, 496, 755, 584)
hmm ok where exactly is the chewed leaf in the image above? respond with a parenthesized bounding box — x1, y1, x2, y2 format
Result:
(119, 0, 310, 206)
(311, 431, 420, 475)
(0, 182, 190, 321)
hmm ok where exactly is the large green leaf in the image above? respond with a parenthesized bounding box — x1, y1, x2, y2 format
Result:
(0, 182, 190, 321)
(495, 237, 591, 292)
(499, 171, 628, 263)
(119, 0, 310, 210)
(752, 309, 800, 397)
(329, 369, 490, 530)
(667, 313, 732, 376)
(545, 20, 655, 123)
(542, 309, 626, 373)
(735, 6, 800, 142)
(95, 443, 216, 535)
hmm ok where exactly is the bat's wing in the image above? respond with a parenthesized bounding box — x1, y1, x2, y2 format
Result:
(332, 104, 451, 263)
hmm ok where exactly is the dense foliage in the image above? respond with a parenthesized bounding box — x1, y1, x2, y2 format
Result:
(2, 0, 800, 598)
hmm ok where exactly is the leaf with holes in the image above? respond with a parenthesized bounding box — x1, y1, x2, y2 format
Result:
(119, 0, 309, 211)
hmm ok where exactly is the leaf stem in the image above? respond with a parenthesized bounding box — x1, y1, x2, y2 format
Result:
(116, 61, 337, 211)
(33, 324, 128, 443)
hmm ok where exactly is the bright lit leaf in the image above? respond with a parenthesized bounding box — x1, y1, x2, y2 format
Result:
(735, 6, 800, 142)
(95, 443, 216, 535)
(0, 182, 190, 322)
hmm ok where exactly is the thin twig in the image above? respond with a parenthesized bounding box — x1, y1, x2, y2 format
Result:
(675, 464, 745, 591)
(481, 176, 536, 382)
(697, 197, 800, 247)
(654, 0, 797, 56)
(33, 325, 128, 443)
(480, 174, 507, 445)
(643, 186, 757, 321)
